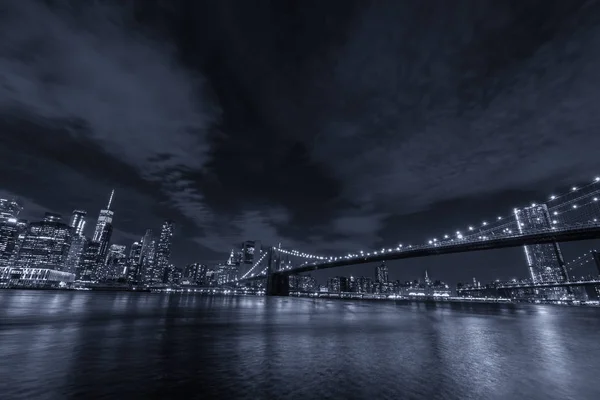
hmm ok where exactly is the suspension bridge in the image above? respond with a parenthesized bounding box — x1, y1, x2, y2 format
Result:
(225, 176, 600, 295)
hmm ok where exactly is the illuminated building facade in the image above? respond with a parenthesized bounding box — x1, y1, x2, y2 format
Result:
(0, 218, 20, 267)
(104, 244, 127, 280)
(64, 235, 86, 275)
(70, 210, 87, 237)
(15, 213, 71, 271)
(79, 240, 100, 280)
(375, 262, 389, 283)
(514, 204, 568, 283)
(92, 190, 114, 262)
(155, 220, 174, 283)
(216, 263, 238, 285)
(0, 267, 74, 288)
(127, 241, 143, 282)
(0, 198, 22, 221)
(183, 263, 208, 285)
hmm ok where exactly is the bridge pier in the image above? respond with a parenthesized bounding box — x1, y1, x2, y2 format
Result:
(266, 273, 289, 296)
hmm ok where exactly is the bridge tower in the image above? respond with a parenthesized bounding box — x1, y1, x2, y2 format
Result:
(266, 246, 289, 296)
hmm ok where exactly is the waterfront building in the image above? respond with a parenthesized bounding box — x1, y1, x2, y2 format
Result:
(139, 229, 156, 283)
(127, 241, 143, 282)
(0, 217, 19, 267)
(289, 274, 317, 292)
(327, 276, 349, 293)
(375, 262, 389, 283)
(0, 266, 74, 288)
(15, 213, 71, 271)
(64, 235, 86, 275)
(155, 220, 174, 283)
(183, 263, 208, 285)
(216, 263, 238, 285)
(79, 240, 100, 280)
(104, 244, 127, 280)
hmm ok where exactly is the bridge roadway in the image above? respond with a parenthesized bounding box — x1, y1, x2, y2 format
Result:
(269, 224, 600, 277)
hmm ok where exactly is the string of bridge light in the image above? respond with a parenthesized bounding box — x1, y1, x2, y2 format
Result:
(271, 176, 600, 264)
(424, 176, 600, 245)
(240, 250, 269, 279)
(565, 250, 596, 270)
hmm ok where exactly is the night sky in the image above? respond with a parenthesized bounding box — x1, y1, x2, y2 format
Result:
(2, 0, 600, 284)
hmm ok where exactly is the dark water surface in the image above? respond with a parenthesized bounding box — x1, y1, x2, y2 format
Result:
(1, 291, 600, 400)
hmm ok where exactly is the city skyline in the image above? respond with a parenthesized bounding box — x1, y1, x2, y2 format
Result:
(2, 178, 600, 288)
(2, 1, 600, 284)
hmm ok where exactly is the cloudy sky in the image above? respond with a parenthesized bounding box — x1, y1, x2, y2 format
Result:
(1, 0, 600, 283)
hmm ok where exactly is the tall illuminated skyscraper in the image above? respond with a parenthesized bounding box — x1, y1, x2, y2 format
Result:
(155, 220, 174, 283)
(375, 262, 389, 283)
(127, 241, 143, 282)
(138, 229, 155, 282)
(514, 204, 568, 283)
(92, 190, 114, 242)
(103, 244, 127, 280)
(64, 210, 88, 274)
(70, 210, 87, 236)
(92, 190, 115, 261)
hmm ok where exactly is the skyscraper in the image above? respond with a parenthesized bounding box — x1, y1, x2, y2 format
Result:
(127, 241, 143, 282)
(105, 244, 127, 280)
(92, 190, 115, 261)
(64, 235, 86, 275)
(375, 262, 389, 283)
(16, 213, 71, 270)
(183, 263, 208, 285)
(70, 210, 87, 236)
(514, 204, 568, 283)
(64, 210, 88, 275)
(0, 198, 23, 266)
(79, 240, 100, 280)
(139, 229, 156, 283)
(0, 217, 19, 267)
(155, 220, 174, 283)
(0, 198, 22, 222)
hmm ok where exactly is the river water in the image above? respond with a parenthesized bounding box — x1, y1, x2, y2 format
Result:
(1, 291, 599, 400)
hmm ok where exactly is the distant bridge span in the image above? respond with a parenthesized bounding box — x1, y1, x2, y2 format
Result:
(235, 224, 600, 291)
(277, 224, 600, 275)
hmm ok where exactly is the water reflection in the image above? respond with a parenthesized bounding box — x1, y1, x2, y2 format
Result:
(1, 291, 600, 400)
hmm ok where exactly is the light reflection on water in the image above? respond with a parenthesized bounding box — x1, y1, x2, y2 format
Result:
(1, 291, 600, 400)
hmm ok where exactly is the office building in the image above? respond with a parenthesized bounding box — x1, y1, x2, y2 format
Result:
(16, 213, 72, 270)
(375, 262, 389, 283)
(0, 198, 22, 221)
(327, 276, 349, 293)
(64, 235, 86, 275)
(79, 240, 100, 280)
(216, 263, 238, 285)
(70, 210, 87, 237)
(92, 190, 115, 261)
(155, 220, 174, 283)
(104, 244, 127, 280)
(127, 241, 143, 282)
(0, 217, 20, 267)
(139, 229, 157, 283)
(183, 263, 208, 285)
(514, 204, 568, 283)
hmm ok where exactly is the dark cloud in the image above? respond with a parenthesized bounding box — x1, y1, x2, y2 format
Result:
(1, 0, 600, 283)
